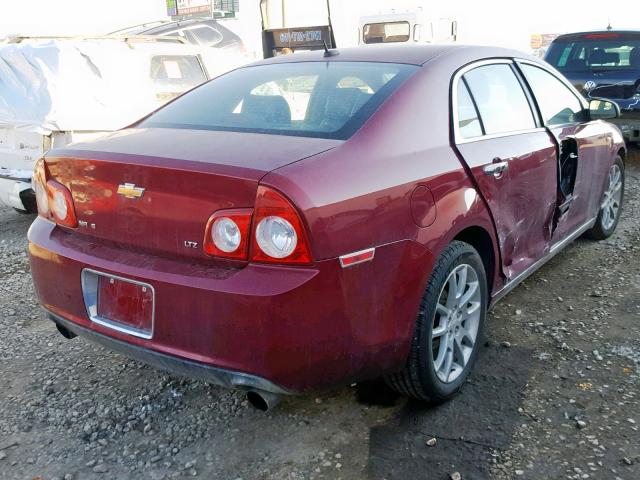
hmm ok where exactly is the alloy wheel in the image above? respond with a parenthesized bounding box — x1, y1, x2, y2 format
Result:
(432, 264, 482, 383)
(600, 163, 622, 231)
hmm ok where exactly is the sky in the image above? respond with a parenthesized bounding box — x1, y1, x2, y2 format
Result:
(0, 0, 637, 53)
(0, 0, 168, 36)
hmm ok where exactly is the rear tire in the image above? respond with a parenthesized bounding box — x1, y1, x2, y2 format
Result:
(585, 155, 624, 240)
(385, 241, 488, 402)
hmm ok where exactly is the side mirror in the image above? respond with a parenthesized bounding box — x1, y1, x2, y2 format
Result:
(589, 98, 620, 120)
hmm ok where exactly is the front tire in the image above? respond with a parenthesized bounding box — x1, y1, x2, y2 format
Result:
(385, 241, 488, 402)
(585, 156, 624, 240)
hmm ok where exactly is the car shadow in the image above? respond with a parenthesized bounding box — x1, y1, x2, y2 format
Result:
(365, 343, 533, 479)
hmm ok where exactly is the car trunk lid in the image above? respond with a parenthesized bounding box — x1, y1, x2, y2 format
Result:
(45, 128, 339, 261)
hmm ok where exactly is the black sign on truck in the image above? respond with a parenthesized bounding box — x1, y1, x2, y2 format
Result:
(263, 25, 334, 58)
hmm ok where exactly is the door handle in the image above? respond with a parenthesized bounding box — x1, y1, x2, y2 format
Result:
(483, 161, 509, 177)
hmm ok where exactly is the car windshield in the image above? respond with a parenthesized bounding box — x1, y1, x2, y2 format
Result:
(138, 61, 418, 140)
(546, 35, 640, 72)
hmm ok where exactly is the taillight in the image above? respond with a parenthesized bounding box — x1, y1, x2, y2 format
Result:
(250, 186, 312, 265)
(46, 180, 78, 228)
(33, 159, 77, 228)
(202, 187, 312, 265)
(203, 209, 252, 260)
(33, 158, 50, 218)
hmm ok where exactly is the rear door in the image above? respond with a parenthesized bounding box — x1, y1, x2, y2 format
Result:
(516, 61, 606, 239)
(454, 60, 558, 281)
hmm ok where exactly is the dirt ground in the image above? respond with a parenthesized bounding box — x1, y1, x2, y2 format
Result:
(0, 149, 638, 480)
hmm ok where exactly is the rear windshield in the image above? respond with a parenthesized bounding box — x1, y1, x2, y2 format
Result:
(546, 36, 640, 72)
(139, 61, 418, 140)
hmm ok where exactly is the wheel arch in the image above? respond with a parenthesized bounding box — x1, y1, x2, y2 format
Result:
(453, 225, 497, 299)
(419, 182, 504, 298)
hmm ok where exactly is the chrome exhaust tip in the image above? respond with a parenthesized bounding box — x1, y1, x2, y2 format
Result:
(246, 389, 282, 411)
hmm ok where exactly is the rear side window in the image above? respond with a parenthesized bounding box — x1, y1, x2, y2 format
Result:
(150, 55, 206, 88)
(140, 62, 418, 140)
(186, 26, 224, 47)
(150, 55, 207, 102)
(363, 22, 411, 44)
(456, 81, 483, 139)
(149, 55, 207, 101)
(520, 64, 585, 126)
(463, 64, 536, 135)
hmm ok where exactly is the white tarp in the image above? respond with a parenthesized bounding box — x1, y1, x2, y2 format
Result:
(0, 38, 247, 135)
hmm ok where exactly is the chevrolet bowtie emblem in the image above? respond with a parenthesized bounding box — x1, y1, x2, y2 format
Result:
(117, 183, 145, 199)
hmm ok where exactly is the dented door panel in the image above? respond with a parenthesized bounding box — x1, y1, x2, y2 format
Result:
(547, 122, 609, 241)
(456, 131, 557, 280)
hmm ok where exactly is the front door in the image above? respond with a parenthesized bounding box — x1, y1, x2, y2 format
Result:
(453, 61, 558, 281)
(516, 62, 607, 240)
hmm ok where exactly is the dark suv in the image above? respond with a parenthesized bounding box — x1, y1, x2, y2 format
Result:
(545, 31, 640, 144)
(111, 19, 244, 51)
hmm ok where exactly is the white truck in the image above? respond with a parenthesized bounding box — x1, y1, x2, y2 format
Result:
(0, 35, 246, 213)
(257, 1, 458, 56)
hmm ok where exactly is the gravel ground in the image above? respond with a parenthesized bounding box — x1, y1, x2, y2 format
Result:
(0, 148, 638, 480)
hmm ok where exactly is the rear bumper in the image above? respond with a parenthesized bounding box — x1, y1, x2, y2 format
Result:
(29, 217, 432, 392)
(48, 311, 293, 395)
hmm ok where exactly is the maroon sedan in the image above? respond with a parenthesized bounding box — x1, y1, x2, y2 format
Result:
(29, 45, 625, 410)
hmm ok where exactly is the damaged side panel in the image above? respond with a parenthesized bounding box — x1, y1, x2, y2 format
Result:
(456, 132, 557, 281)
(545, 122, 606, 241)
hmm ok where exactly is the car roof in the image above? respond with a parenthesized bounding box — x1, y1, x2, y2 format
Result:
(553, 30, 640, 41)
(257, 44, 535, 67)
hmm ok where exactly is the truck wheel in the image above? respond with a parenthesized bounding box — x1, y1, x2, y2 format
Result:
(385, 241, 488, 402)
(585, 156, 624, 240)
